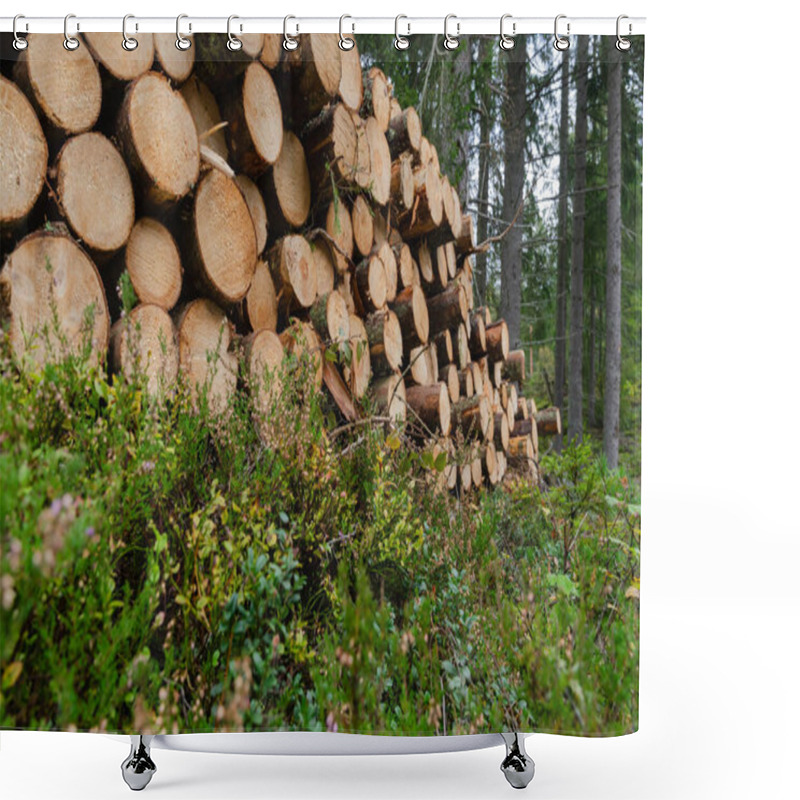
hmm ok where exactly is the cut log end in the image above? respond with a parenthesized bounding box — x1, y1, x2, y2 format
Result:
(125, 218, 182, 311)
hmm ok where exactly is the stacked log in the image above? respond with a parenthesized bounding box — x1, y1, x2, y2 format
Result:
(0, 33, 552, 493)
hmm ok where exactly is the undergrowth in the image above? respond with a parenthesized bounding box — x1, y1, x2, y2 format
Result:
(0, 328, 639, 736)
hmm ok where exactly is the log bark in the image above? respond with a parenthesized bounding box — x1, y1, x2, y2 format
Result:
(372, 372, 406, 425)
(268, 235, 317, 313)
(52, 132, 135, 259)
(406, 383, 451, 436)
(508, 435, 534, 461)
(486, 320, 510, 363)
(469, 313, 487, 358)
(304, 103, 359, 193)
(0, 77, 47, 230)
(309, 290, 350, 345)
(123, 218, 182, 312)
(262, 130, 311, 236)
(398, 166, 443, 239)
(192, 34, 263, 91)
(454, 214, 476, 255)
(427, 282, 468, 336)
(503, 349, 526, 385)
(184, 168, 257, 305)
(323, 359, 358, 423)
(1, 227, 109, 370)
(110, 303, 178, 397)
(387, 106, 422, 158)
(516, 396, 530, 421)
(117, 72, 200, 208)
(222, 62, 283, 177)
(458, 367, 474, 398)
(285, 35, 342, 123)
(362, 67, 391, 132)
(432, 329, 453, 368)
(536, 407, 562, 437)
(391, 284, 429, 348)
(365, 308, 403, 376)
(453, 395, 490, 439)
(13, 34, 102, 139)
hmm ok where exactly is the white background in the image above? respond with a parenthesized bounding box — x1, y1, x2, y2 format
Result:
(3, 1, 800, 798)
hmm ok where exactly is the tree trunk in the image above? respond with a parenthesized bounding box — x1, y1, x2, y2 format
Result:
(603, 40, 623, 470)
(365, 309, 403, 375)
(406, 383, 451, 436)
(391, 285, 429, 348)
(568, 35, 589, 444)
(554, 48, 570, 453)
(499, 37, 526, 348)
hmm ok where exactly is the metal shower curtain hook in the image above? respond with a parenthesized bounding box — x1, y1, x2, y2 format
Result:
(175, 14, 191, 50)
(227, 15, 243, 51)
(63, 13, 80, 51)
(283, 15, 299, 51)
(339, 15, 355, 50)
(122, 14, 139, 51)
(616, 15, 632, 51)
(499, 14, 516, 50)
(554, 14, 570, 51)
(12, 14, 28, 51)
(394, 15, 410, 50)
(443, 14, 459, 51)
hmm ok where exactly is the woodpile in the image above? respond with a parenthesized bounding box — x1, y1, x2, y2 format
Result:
(0, 33, 555, 492)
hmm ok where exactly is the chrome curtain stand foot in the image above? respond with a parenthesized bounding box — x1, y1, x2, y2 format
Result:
(500, 732, 535, 789)
(121, 735, 157, 791)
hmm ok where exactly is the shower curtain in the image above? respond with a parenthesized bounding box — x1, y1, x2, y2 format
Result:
(0, 29, 642, 739)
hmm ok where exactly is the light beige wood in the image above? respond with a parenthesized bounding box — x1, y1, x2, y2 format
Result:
(265, 130, 311, 233)
(268, 235, 317, 312)
(372, 372, 406, 425)
(338, 39, 363, 111)
(259, 35, 283, 69)
(0, 77, 47, 229)
(343, 314, 371, 399)
(175, 298, 237, 414)
(354, 254, 387, 314)
(124, 218, 182, 311)
(225, 62, 283, 176)
(244, 328, 284, 421)
(325, 201, 354, 273)
(310, 290, 350, 345)
(180, 75, 228, 160)
(234, 175, 268, 255)
(285, 34, 342, 120)
(13, 34, 101, 136)
(279, 319, 324, 393)
(351, 195, 374, 257)
(54, 132, 135, 257)
(154, 33, 194, 84)
(110, 303, 178, 397)
(242, 260, 278, 332)
(85, 32, 155, 81)
(118, 72, 199, 207)
(363, 67, 391, 132)
(0, 229, 109, 370)
(387, 106, 422, 157)
(365, 116, 392, 206)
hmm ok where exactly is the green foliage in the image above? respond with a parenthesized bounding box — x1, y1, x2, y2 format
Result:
(0, 314, 638, 736)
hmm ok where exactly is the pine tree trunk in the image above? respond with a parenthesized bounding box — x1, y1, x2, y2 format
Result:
(554, 49, 570, 454)
(603, 40, 623, 469)
(499, 38, 526, 348)
(474, 37, 491, 305)
(568, 35, 589, 444)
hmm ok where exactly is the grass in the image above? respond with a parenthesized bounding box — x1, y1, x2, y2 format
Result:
(0, 328, 640, 737)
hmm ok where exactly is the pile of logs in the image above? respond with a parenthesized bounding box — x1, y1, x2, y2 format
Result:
(0, 32, 560, 492)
